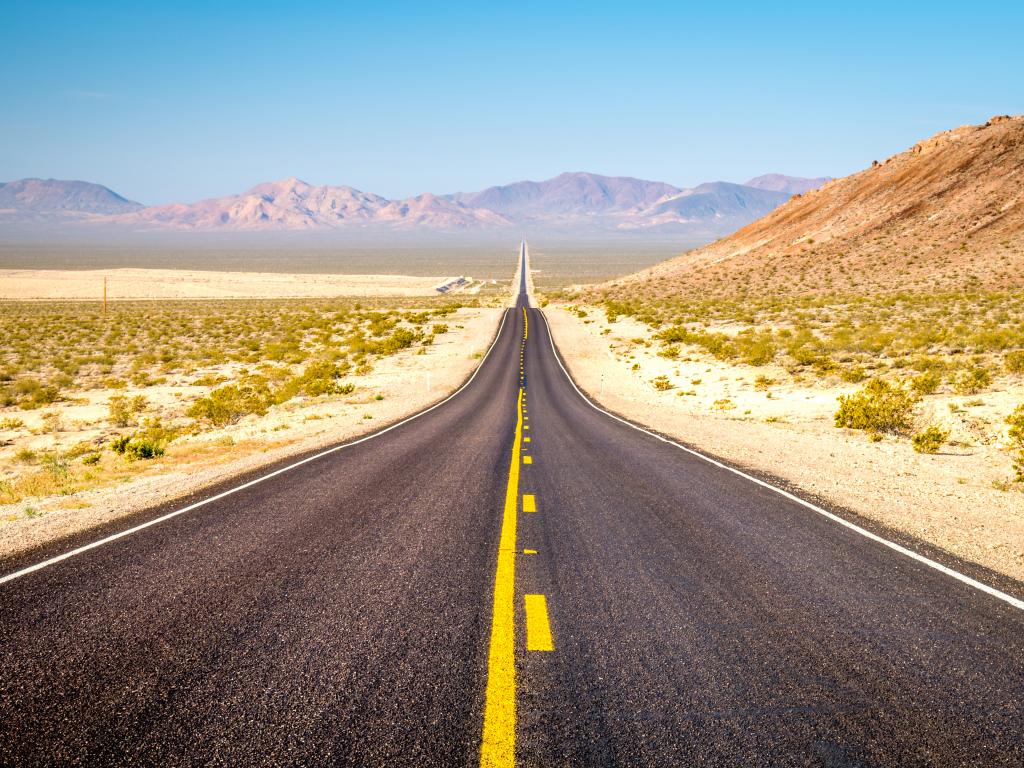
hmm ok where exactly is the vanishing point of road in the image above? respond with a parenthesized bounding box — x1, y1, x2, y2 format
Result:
(1, 243, 1022, 766)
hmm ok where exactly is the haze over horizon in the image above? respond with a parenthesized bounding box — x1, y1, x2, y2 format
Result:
(3, 1, 1022, 205)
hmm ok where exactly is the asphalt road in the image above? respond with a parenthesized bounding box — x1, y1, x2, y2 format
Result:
(1, 243, 1022, 767)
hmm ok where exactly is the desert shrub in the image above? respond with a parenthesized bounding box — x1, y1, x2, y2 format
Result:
(110, 424, 174, 460)
(651, 375, 674, 391)
(754, 375, 775, 390)
(108, 394, 148, 427)
(834, 379, 919, 435)
(1005, 350, 1024, 374)
(841, 367, 868, 383)
(123, 437, 165, 460)
(432, 324, 449, 335)
(910, 371, 942, 396)
(1007, 405, 1024, 482)
(14, 379, 59, 410)
(735, 331, 775, 366)
(953, 367, 992, 395)
(0, 417, 25, 429)
(40, 411, 63, 433)
(274, 360, 354, 403)
(187, 378, 273, 426)
(192, 373, 228, 387)
(912, 425, 949, 454)
(658, 345, 680, 360)
(15, 448, 37, 464)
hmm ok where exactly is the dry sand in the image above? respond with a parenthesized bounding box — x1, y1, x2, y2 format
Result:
(0, 268, 465, 299)
(545, 304, 1024, 583)
(0, 305, 502, 560)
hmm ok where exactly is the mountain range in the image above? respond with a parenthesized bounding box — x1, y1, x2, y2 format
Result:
(610, 115, 1024, 297)
(0, 172, 828, 236)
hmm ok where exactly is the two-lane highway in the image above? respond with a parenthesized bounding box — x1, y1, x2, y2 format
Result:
(2, 242, 1023, 766)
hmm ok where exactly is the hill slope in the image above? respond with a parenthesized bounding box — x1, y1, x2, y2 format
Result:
(612, 116, 1024, 298)
(0, 178, 142, 219)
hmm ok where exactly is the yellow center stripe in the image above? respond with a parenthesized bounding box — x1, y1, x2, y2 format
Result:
(480, 386, 524, 767)
(524, 594, 555, 652)
(522, 494, 536, 512)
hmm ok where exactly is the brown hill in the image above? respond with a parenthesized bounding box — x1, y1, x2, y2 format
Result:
(610, 116, 1024, 298)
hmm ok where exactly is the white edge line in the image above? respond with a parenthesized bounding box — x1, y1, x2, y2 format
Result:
(0, 306, 514, 587)
(536, 308, 1024, 612)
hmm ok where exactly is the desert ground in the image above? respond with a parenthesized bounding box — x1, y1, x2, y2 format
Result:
(0, 267, 493, 299)
(545, 302, 1024, 582)
(0, 273, 504, 560)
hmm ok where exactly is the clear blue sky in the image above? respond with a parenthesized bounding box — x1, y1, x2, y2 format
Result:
(2, 0, 1022, 205)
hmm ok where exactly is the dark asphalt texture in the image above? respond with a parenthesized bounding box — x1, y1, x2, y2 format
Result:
(2, 247, 1023, 766)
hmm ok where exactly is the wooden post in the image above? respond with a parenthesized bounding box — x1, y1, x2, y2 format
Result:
(103, 277, 107, 317)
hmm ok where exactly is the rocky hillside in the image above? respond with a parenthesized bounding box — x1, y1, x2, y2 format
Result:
(610, 116, 1024, 298)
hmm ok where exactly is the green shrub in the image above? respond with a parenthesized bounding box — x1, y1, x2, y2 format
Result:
(187, 378, 273, 426)
(1007, 404, 1024, 482)
(953, 367, 992, 395)
(912, 425, 949, 454)
(1005, 350, 1024, 374)
(108, 394, 147, 427)
(273, 360, 354, 403)
(14, 379, 59, 410)
(110, 425, 174, 460)
(834, 379, 919, 435)
(841, 367, 868, 384)
(910, 371, 941, 396)
(651, 375, 674, 391)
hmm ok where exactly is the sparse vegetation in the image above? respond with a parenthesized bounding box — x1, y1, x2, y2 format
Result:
(0, 296, 477, 505)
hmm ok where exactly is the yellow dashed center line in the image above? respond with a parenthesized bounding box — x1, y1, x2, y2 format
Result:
(523, 455, 532, 465)
(522, 494, 536, 513)
(480, 387, 524, 767)
(523, 549, 537, 555)
(524, 595, 555, 652)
